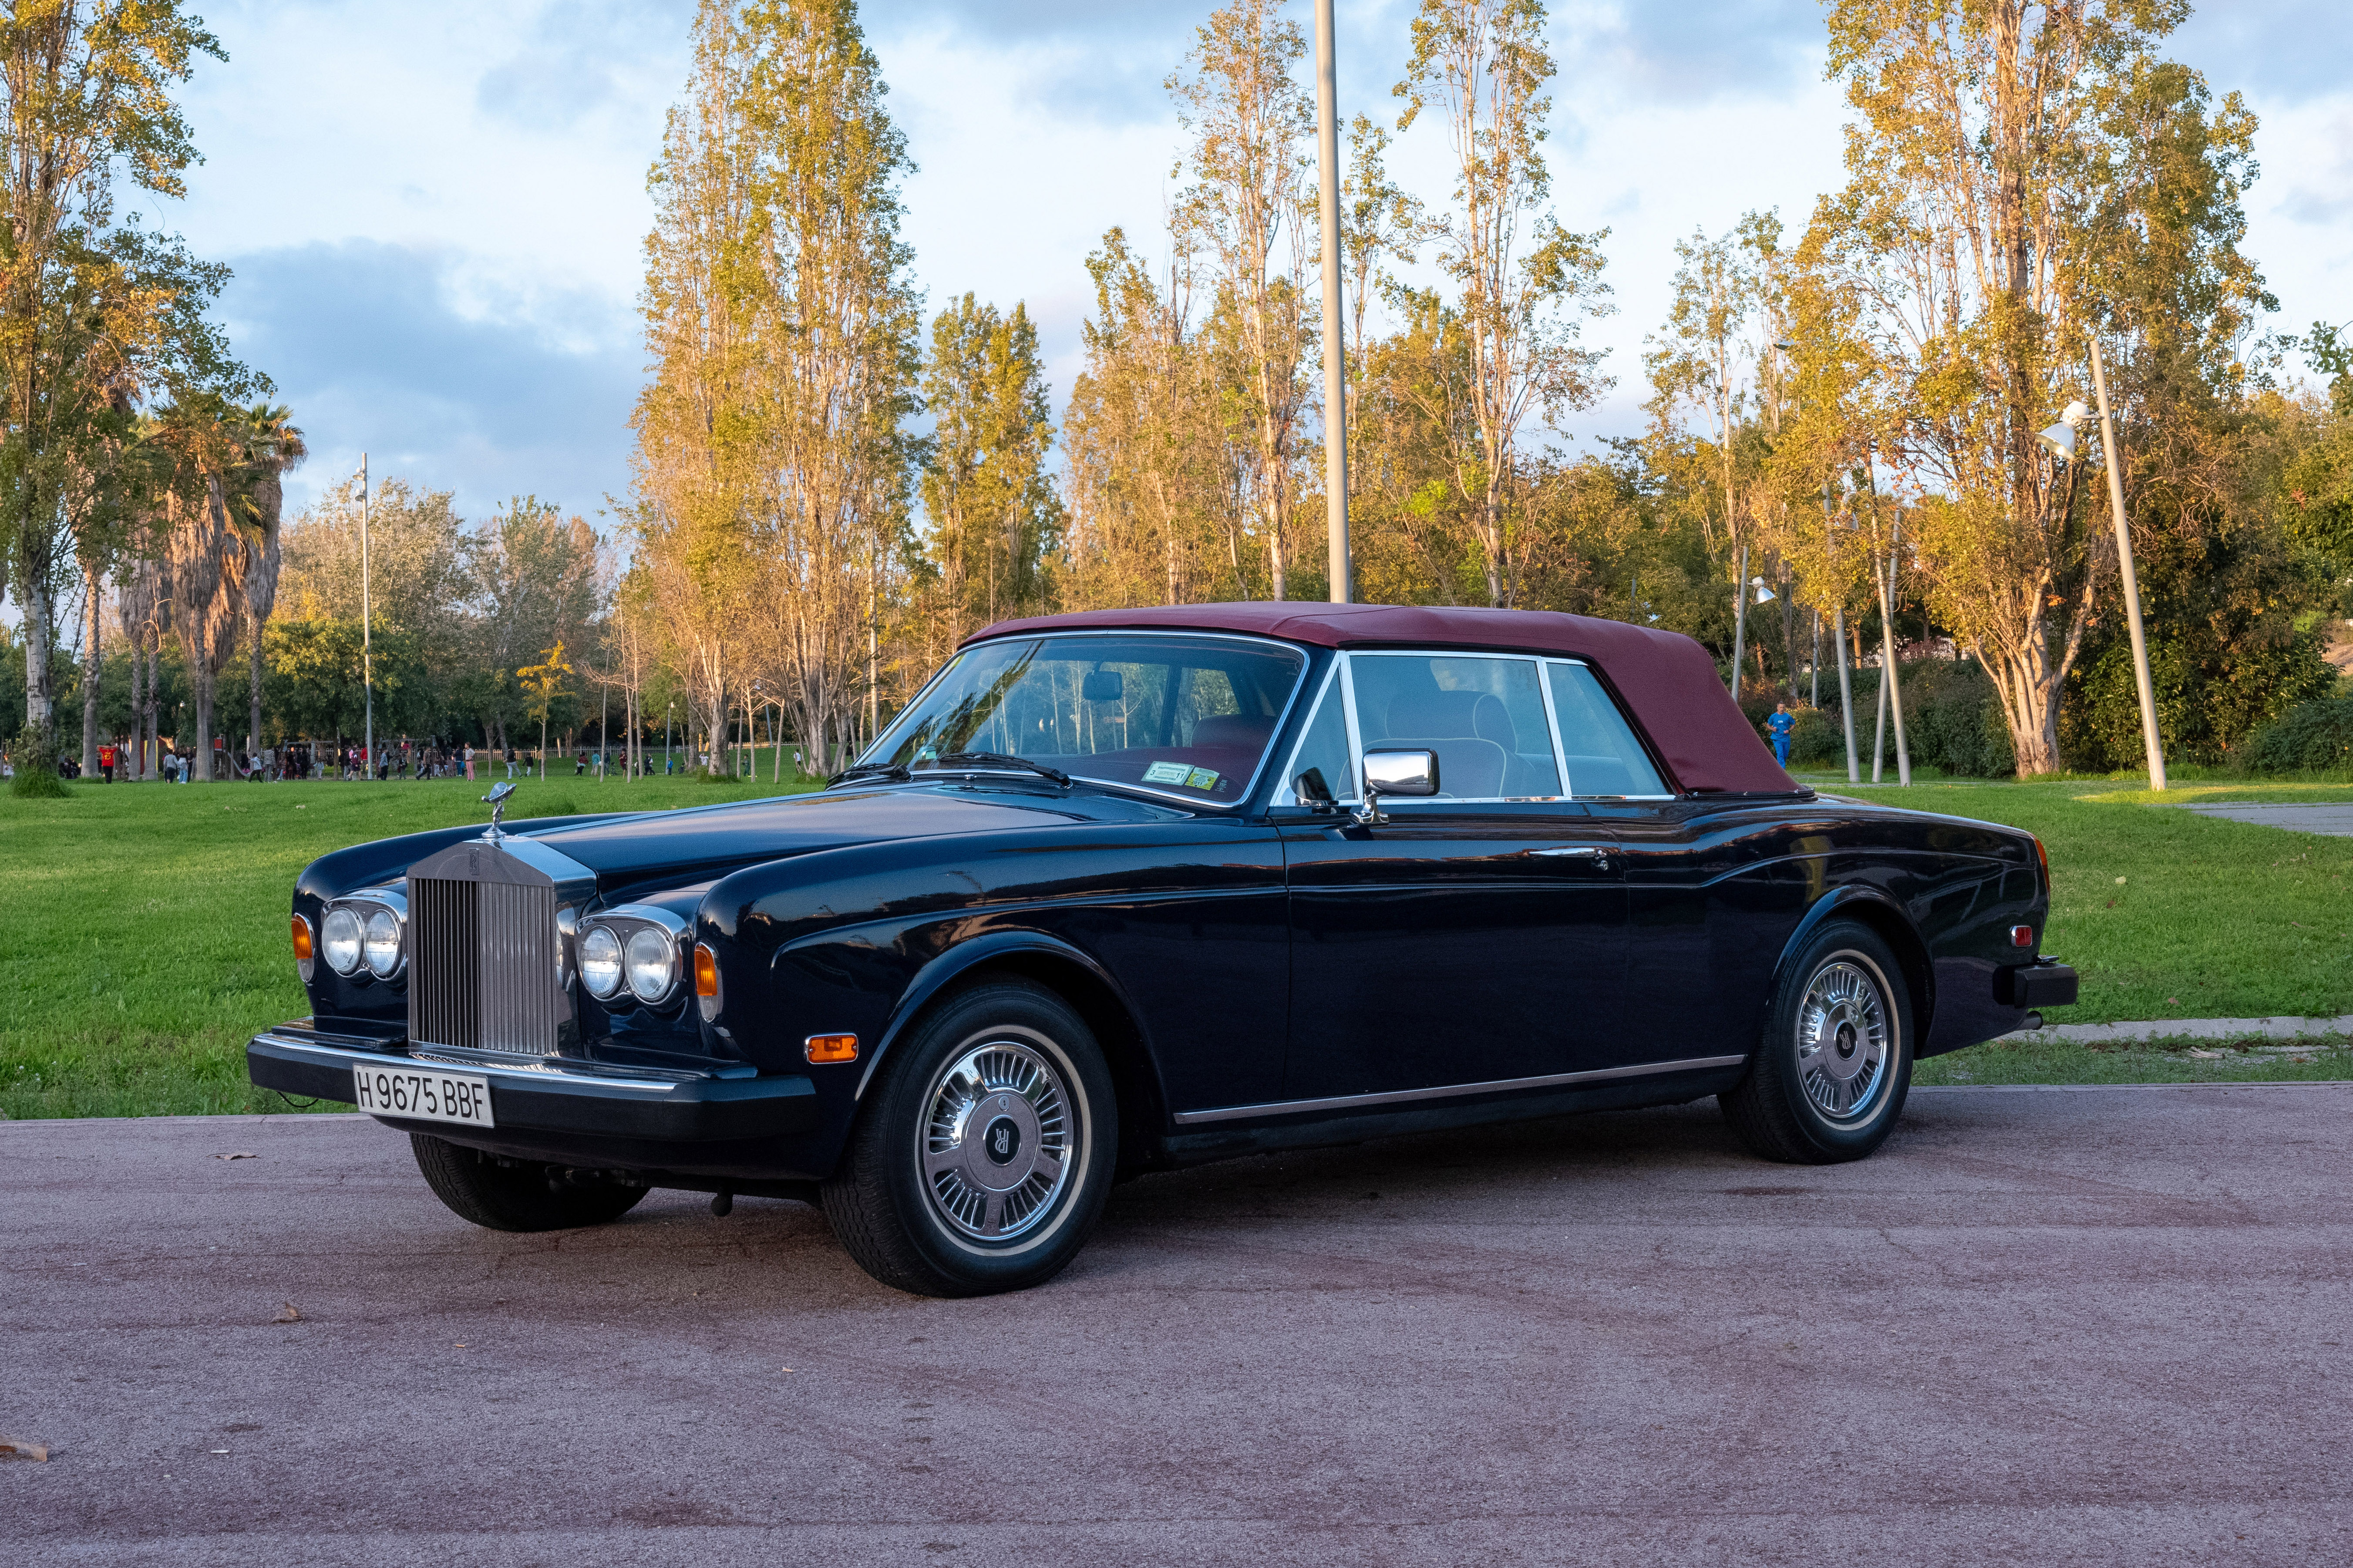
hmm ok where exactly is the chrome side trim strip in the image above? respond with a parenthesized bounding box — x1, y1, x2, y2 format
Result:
(1170, 1053, 1748, 1126)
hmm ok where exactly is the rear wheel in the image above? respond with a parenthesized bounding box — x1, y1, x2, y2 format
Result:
(410, 1134, 647, 1232)
(1720, 920, 1913, 1164)
(822, 979, 1116, 1297)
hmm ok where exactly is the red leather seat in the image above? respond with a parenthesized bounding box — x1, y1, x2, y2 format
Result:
(1188, 714, 1275, 753)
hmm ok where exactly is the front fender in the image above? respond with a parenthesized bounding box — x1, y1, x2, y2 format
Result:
(844, 929, 1141, 1101)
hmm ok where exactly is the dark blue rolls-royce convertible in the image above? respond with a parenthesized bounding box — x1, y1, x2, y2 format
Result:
(249, 603, 2076, 1295)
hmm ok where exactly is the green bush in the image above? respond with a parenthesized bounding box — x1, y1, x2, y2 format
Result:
(1895, 660, 2017, 777)
(1787, 706, 1842, 765)
(7, 724, 73, 799)
(2066, 624, 2333, 771)
(1798, 660, 2016, 777)
(2242, 697, 2353, 774)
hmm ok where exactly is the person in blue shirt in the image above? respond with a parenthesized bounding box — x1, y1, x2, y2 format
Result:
(1767, 702, 1796, 767)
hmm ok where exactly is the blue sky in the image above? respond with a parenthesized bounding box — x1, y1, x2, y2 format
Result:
(145, 0, 2353, 528)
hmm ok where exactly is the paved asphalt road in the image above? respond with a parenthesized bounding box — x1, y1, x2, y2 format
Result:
(7, 1087, 2352, 1566)
(2178, 801, 2353, 837)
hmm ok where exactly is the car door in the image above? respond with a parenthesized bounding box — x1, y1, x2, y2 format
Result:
(1272, 651, 1629, 1107)
(1540, 658, 1765, 1072)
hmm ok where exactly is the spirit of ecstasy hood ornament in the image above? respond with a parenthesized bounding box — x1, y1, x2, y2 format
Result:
(480, 780, 517, 841)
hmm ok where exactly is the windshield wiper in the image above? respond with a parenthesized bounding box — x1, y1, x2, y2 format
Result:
(824, 761, 911, 788)
(920, 750, 1072, 786)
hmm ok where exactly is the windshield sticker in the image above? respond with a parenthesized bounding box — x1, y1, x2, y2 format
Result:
(1142, 761, 1192, 784)
(1185, 767, 1221, 791)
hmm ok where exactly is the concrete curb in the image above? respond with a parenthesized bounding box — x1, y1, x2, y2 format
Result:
(2000, 1014, 2353, 1046)
(1912, 1080, 2353, 1093)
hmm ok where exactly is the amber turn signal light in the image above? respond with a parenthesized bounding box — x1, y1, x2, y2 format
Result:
(693, 943, 718, 998)
(2010, 925, 2035, 949)
(805, 1033, 859, 1064)
(291, 917, 313, 962)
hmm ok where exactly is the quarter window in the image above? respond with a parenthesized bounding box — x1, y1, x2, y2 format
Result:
(1545, 661, 1670, 797)
(1276, 665, 1355, 804)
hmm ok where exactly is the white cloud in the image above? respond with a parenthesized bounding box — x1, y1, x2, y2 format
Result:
(121, 0, 2353, 522)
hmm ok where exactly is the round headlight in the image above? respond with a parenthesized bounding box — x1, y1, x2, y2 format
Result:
(579, 924, 625, 1000)
(625, 927, 677, 1003)
(363, 908, 404, 978)
(320, 906, 365, 976)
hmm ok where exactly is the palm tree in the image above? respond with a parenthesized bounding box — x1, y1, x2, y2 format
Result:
(116, 559, 168, 778)
(239, 404, 306, 753)
(144, 396, 264, 780)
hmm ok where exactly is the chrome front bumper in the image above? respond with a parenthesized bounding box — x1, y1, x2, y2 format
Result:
(246, 1022, 817, 1144)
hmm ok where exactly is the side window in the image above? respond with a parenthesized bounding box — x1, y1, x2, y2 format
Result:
(1349, 653, 1563, 800)
(1276, 667, 1354, 804)
(1545, 662, 1670, 797)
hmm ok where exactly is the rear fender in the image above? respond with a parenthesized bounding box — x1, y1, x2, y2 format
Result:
(1768, 885, 1936, 1051)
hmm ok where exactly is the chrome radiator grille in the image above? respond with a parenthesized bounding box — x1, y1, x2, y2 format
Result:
(408, 876, 560, 1053)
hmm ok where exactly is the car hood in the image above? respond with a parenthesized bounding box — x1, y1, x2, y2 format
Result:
(505, 782, 1182, 891)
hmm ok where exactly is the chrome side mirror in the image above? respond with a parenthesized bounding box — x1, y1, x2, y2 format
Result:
(1354, 748, 1438, 827)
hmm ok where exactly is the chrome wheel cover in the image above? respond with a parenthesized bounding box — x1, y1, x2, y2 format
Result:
(1796, 956, 1893, 1122)
(918, 1036, 1075, 1242)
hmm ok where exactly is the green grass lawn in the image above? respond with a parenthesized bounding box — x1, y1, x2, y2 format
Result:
(1815, 776, 2353, 1025)
(0, 770, 817, 1119)
(6, 767, 2349, 1118)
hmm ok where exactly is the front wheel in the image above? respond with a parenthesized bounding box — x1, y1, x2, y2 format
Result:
(410, 1134, 647, 1231)
(822, 979, 1117, 1297)
(1720, 921, 1913, 1164)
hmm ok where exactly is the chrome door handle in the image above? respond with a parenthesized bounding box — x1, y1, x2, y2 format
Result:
(1535, 846, 1609, 861)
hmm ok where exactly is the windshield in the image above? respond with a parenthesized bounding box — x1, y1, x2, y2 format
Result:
(863, 633, 1306, 805)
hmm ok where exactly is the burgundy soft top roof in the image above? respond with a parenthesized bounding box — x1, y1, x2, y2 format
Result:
(964, 602, 1797, 795)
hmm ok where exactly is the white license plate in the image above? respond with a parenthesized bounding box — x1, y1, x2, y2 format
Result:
(350, 1063, 495, 1127)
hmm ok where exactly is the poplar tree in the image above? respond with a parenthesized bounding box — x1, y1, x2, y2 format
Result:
(1802, 0, 2270, 774)
(919, 294, 1056, 649)
(632, 0, 919, 773)
(1063, 226, 1231, 609)
(1396, 0, 1612, 607)
(1169, 0, 1314, 600)
(1644, 224, 1756, 683)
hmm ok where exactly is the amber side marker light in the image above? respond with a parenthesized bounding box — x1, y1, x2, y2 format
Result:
(805, 1033, 859, 1064)
(2032, 836, 2050, 886)
(290, 917, 314, 963)
(693, 944, 718, 998)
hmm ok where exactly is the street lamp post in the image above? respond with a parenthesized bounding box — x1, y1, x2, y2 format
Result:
(358, 454, 374, 782)
(1312, 0, 1350, 603)
(2036, 339, 2167, 790)
(2087, 335, 2167, 792)
(1826, 481, 1860, 784)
